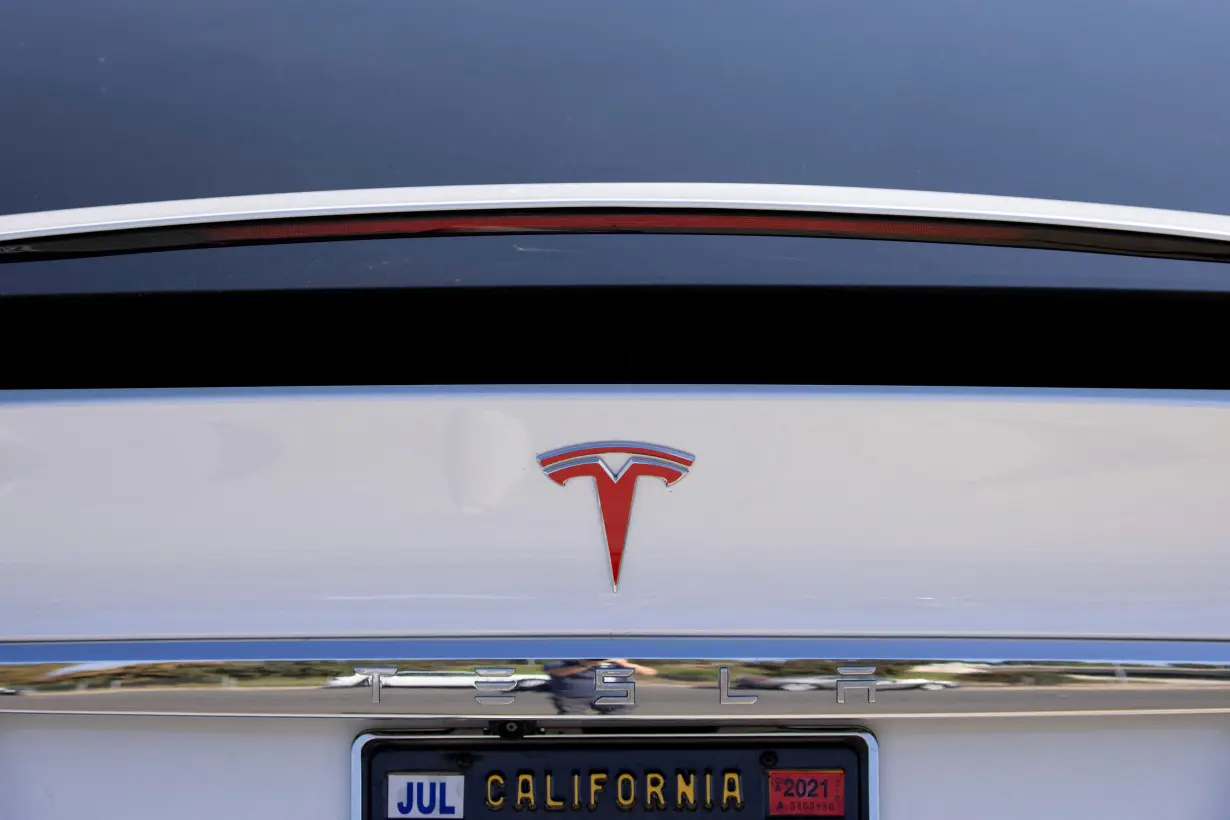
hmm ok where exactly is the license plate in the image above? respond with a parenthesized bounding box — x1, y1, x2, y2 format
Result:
(355, 732, 875, 820)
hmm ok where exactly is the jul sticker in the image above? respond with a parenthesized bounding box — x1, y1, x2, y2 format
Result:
(388, 773, 465, 819)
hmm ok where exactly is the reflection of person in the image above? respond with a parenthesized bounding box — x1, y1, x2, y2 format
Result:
(543, 659, 657, 715)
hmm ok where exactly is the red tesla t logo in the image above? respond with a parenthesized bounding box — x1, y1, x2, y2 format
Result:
(536, 442, 694, 591)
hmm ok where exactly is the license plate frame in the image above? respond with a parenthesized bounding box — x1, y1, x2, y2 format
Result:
(353, 731, 877, 820)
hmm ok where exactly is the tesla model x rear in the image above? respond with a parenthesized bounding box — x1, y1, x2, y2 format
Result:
(4, 1, 1230, 818)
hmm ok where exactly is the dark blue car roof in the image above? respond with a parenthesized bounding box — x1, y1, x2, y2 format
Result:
(3, 0, 1229, 217)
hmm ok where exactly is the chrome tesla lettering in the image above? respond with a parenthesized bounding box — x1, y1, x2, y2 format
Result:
(835, 666, 878, 704)
(352, 666, 397, 704)
(346, 662, 891, 709)
(536, 442, 694, 591)
(474, 667, 518, 705)
(593, 666, 636, 706)
(718, 666, 757, 705)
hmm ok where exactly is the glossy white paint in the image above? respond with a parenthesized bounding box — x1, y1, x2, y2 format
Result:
(2, 386, 1230, 641)
(5, 182, 1230, 242)
(1, 715, 1227, 820)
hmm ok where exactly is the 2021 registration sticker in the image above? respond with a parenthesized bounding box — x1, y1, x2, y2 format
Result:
(768, 770, 845, 817)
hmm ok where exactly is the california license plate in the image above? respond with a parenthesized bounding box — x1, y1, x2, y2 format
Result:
(355, 733, 875, 820)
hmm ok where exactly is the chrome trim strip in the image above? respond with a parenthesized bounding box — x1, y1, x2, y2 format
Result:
(349, 731, 880, 820)
(6, 636, 1230, 664)
(5, 636, 1230, 720)
(2, 383, 1229, 406)
(2, 182, 1229, 243)
(864, 731, 879, 820)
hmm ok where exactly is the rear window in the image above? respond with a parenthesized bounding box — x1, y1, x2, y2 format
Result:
(2, 234, 1227, 295)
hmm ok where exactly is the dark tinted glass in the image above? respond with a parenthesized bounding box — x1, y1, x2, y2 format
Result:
(2, 235, 1227, 295)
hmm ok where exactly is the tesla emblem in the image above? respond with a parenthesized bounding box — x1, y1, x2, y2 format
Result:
(537, 441, 694, 591)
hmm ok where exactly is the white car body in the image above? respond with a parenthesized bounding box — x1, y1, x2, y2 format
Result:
(3, 383, 1230, 820)
(3, 183, 1230, 820)
(4, 386, 1230, 641)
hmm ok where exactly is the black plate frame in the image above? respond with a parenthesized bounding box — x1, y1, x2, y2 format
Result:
(352, 731, 878, 820)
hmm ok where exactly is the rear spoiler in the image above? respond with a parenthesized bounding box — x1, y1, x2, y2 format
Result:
(2, 182, 1230, 263)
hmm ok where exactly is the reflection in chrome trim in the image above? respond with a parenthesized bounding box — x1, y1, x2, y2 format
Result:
(5, 636, 1230, 719)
